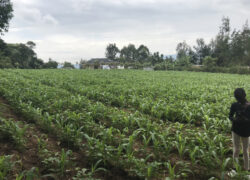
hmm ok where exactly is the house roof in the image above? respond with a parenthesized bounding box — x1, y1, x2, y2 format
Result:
(87, 58, 114, 64)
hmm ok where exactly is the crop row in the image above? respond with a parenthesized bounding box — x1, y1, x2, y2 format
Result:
(0, 70, 241, 179)
(10, 69, 235, 132)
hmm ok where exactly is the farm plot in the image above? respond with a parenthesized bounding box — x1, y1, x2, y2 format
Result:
(0, 69, 249, 179)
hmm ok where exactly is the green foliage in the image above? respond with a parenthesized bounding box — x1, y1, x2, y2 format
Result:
(0, 41, 45, 69)
(1, 70, 250, 179)
(176, 55, 191, 67)
(203, 56, 218, 68)
(0, 0, 13, 35)
(176, 41, 191, 60)
(0, 117, 27, 149)
(26, 41, 36, 49)
(153, 62, 167, 70)
(120, 44, 138, 62)
(105, 43, 119, 60)
(137, 44, 150, 63)
(176, 17, 250, 69)
(193, 38, 212, 64)
(17, 167, 40, 180)
(0, 56, 13, 68)
(0, 155, 17, 179)
(42, 149, 74, 177)
(43, 58, 58, 69)
(73, 160, 106, 180)
(63, 61, 75, 69)
(150, 52, 164, 65)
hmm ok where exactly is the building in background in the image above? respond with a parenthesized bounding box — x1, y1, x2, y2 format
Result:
(81, 58, 120, 69)
(117, 65, 124, 69)
(101, 65, 110, 70)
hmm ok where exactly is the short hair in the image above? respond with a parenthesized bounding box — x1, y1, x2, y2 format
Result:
(234, 88, 246, 102)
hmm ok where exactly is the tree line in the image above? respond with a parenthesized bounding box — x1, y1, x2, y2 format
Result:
(105, 17, 250, 70)
(176, 17, 250, 67)
(105, 43, 175, 66)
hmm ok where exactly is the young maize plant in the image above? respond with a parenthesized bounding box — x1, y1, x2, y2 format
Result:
(0, 118, 28, 149)
(1, 69, 249, 179)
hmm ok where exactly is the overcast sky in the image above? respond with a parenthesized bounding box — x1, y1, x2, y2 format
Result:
(2, 0, 250, 63)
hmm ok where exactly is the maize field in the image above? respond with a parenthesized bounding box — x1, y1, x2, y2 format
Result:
(0, 69, 249, 179)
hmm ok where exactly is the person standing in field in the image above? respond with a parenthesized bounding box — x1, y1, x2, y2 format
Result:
(229, 88, 250, 171)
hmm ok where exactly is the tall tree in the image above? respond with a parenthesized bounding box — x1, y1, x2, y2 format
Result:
(150, 52, 164, 65)
(241, 21, 250, 65)
(43, 58, 58, 69)
(5, 42, 43, 69)
(193, 38, 211, 65)
(105, 43, 119, 60)
(0, 0, 13, 35)
(230, 29, 245, 65)
(176, 41, 191, 60)
(63, 61, 74, 69)
(137, 44, 150, 63)
(120, 44, 137, 62)
(212, 17, 231, 66)
(223, 20, 250, 66)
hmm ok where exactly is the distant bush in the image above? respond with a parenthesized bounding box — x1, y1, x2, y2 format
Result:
(63, 62, 75, 69)
(154, 63, 167, 70)
(177, 65, 250, 75)
(228, 66, 250, 74)
(0, 56, 13, 68)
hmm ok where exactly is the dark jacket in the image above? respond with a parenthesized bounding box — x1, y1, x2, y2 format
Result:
(229, 102, 250, 137)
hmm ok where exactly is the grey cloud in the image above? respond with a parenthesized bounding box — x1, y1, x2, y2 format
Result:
(12, 0, 222, 37)
(4, 0, 250, 61)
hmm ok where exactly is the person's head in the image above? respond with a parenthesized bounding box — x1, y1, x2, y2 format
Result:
(234, 88, 247, 104)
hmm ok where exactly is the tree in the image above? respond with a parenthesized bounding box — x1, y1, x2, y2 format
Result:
(0, 42, 44, 69)
(120, 46, 128, 62)
(176, 56, 191, 67)
(5, 43, 35, 68)
(17, 43, 37, 68)
(176, 41, 193, 66)
(2, 42, 43, 69)
(165, 56, 174, 63)
(0, 38, 8, 56)
(176, 41, 191, 60)
(43, 58, 58, 69)
(105, 43, 119, 60)
(26, 41, 36, 49)
(63, 61, 74, 69)
(79, 58, 88, 69)
(137, 44, 150, 63)
(150, 52, 164, 65)
(230, 21, 250, 66)
(220, 16, 230, 37)
(0, 56, 12, 68)
(188, 49, 198, 64)
(120, 44, 137, 62)
(29, 58, 44, 69)
(127, 44, 138, 62)
(203, 56, 218, 68)
(0, 0, 13, 35)
(241, 21, 250, 65)
(0, 38, 6, 48)
(193, 38, 211, 64)
(212, 17, 231, 66)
